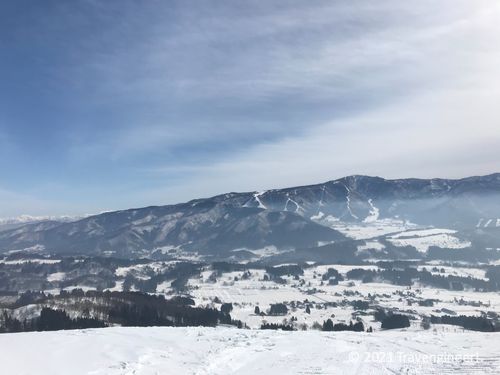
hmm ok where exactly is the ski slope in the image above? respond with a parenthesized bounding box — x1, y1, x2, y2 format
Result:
(0, 326, 499, 374)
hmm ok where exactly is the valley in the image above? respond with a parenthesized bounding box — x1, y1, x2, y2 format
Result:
(1, 174, 499, 375)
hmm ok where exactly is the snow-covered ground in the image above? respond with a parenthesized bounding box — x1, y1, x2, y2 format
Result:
(0, 326, 498, 374)
(185, 263, 498, 329)
(387, 229, 471, 253)
(312, 217, 472, 254)
(321, 218, 418, 240)
(7, 257, 490, 331)
(0, 258, 61, 265)
(416, 265, 487, 280)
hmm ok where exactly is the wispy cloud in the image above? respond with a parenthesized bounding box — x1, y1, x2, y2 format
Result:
(62, 1, 499, 156)
(138, 81, 500, 203)
(1, 0, 499, 215)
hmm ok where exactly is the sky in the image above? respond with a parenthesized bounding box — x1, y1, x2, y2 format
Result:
(1, 0, 500, 217)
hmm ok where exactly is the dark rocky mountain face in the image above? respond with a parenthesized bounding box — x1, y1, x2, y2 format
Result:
(0, 174, 499, 257)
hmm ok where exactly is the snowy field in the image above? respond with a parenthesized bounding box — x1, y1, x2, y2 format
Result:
(185, 263, 498, 329)
(387, 229, 472, 252)
(323, 218, 418, 240)
(0, 326, 499, 375)
(314, 218, 472, 253)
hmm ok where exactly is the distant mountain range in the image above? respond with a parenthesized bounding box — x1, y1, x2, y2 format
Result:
(1, 173, 499, 257)
(0, 215, 84, 232)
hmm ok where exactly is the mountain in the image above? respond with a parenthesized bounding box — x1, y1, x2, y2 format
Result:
(0, 215, 84, 232)
(0, 196, 345, 257)
(0, 173, 499, 257)
(253, 173, 500, 228)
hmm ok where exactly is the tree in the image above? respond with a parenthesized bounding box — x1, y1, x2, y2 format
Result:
(269, 303, 288, 316)
(221, 303, 233, 314)
(421, 317, 431, 330)
(254, 306, 260, 315)
(322, 319, 334, 331)
(381, 314, 410, 329)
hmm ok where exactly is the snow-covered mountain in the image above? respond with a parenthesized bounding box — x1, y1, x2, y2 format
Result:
(0, 215, 84, 232)
(251, 173, 500, 228)
(0, 173, 499, 257)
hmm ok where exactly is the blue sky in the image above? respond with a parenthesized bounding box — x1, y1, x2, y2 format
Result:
(1, 0, 499, 217)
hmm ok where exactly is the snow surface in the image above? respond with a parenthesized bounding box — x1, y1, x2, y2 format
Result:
(0, 214, 84, 225)
(416, 265, 487, 280)
(476, 218, 500, 228)
(46, 272, 66, 282)
(185, 263, 499, 330)
(229, 246, 290, 262)
(363, 199, 380, 223)
(310, 211, 325, 220)
(344, 185, 359, 220)
(325, 219, 417, 240)
(253, 191, 267, 209)
(390, 228, 457, 238)
(0, 258, 61, 265)
(357, 240, 385, 252)
(388, 231, 471, 253)
(0, 326, 499, 374)
(284, 196, 302, 213)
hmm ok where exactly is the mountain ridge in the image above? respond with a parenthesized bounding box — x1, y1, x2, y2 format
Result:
(1, 173, 499, 257)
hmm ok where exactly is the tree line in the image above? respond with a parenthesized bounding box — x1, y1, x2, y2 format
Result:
(0, 290, 243, 334)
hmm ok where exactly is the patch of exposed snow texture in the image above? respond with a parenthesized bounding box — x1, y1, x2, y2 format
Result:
(416, 265, 487, 280)
(323, 219, 418, 240)
(324, 214, 340, 223)
(284, 195, 302, 213)
(317, 240, 336, 246)
(254, 191, 267, 209)
(232, 246, 289, 260)
(390, 228, 457, 238)
(242, 191, 267, 209)
(476, 218, 499, 228)
(131, 214, 156, 226)
(46, 272, 66, 282)
(6, 244, 45, 254)
(318, 185, 326, 207)
(357, 240, 385, 252)
(0, 214, 85, 225)
(343, 184, 358, 219)
(1, 258, 60, 265)
(1, 327, 500, 374)
(388, 229, 471, 253)
(106, 280, 124, 292)
(363, 199, 379, 223)
(310, 211, 325, 220)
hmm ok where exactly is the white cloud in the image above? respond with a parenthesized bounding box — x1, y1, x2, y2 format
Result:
(64, 1, 500, 157)
(140, 83, 500, 204)
(125, 1, 500, 203)
(5, 1, 500, 215)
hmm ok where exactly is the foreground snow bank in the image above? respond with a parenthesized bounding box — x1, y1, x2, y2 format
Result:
(0, 326, 499, 374)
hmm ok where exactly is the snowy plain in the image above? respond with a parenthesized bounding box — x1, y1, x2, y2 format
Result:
(0, 326, 499, 375)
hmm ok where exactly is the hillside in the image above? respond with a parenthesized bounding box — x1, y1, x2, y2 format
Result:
(0, 174, 499, 258)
